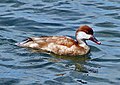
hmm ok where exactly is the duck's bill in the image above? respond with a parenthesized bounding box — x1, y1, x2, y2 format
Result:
(89, 36, 101, 45)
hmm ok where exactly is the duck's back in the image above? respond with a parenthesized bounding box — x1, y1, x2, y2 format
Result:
(34, 36, 75, 47)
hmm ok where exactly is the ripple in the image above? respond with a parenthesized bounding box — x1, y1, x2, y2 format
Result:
(95, 2, 104, 5)
(44, 80, 63, 85)
(0, 27, 11, 32)
(92, 58, 120, 63)
(11, 1, 25, 8)
(54, 76, 75, 83)
(95, 22, 118, 28)
(80, 21, 92, 24)
(48, 67, 63, 73)
(97, 30, 120, 37)
(0, 58, 13, 61)
(0, 13, 14, 17)
(42, 0, 58, 3)
(86, 76, 115, 84)
(51, 1, 72, 8)
(82, 3, 96, 6)
(104, 13, 119, 16)
(0, 38, 17, 45)
(0, 78, 20, 85)
(47, 8, 81, 17)
(0, 17, 30, 26)
(39, 22, 64, 26)
(90, 46, 101, 52)
(97, 6, 120, 10)
(21, 58, 44, 63)
(0, 62, 53, 69)
(113, 16, 120, 20)
(0, 0, 18, 3)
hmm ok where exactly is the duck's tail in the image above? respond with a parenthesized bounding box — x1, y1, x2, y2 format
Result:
(15, 37, 38, 48)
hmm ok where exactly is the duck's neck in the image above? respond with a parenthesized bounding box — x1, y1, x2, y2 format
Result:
(78, 39, 87, 47)
(77, 39, 90, 53)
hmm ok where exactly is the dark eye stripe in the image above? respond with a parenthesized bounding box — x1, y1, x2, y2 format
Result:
(85, 30, 93, 35)
(87, 31, 93, 35)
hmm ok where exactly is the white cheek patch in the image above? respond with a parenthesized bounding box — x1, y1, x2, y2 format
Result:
(77, 32, 91, 40)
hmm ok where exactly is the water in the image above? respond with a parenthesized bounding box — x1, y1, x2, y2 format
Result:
(0, 0, 120, 85)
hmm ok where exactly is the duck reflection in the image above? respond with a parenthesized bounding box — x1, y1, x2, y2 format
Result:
(30, 49, 95, 73)
(51, 53, 91, 62)
(52, 53, 97, 73)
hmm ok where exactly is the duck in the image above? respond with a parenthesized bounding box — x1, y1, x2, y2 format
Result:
(16, 25, 101, 56)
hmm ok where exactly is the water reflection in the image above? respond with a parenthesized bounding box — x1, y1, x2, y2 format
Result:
(30, 48, 99, 74)
(51, 53, 90, 62)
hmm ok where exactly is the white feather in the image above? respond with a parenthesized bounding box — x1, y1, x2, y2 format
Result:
(29, 43, 38, 48)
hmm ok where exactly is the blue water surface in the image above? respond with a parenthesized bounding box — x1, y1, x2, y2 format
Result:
(0, 0, 120, 85)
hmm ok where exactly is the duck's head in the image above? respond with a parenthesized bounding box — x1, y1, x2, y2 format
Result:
(76, 25, 101, 45)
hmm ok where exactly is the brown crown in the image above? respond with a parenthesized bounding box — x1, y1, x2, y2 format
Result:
(76, 25, 94, 35)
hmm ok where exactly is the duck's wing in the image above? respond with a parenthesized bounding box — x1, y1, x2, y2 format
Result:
(16, 36, 77, 48)
(32, 36, 77, 48)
